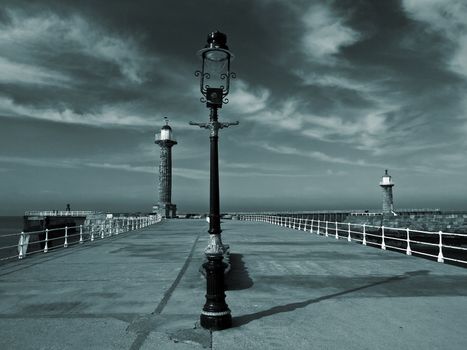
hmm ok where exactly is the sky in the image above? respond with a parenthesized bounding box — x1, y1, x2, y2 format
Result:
(0, 0, 467, 215)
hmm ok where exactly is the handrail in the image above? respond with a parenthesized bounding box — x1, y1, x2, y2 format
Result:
(0, 214, 162, 261)
(238, 214, 467, 266)
(24, 210, 98, 217)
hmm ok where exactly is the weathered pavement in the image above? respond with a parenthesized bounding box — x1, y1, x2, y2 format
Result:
(1, 219, 467, 349)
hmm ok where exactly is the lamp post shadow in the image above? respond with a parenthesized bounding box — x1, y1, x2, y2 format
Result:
(225, 253, 254, 291)
(232, 270, 431, 328)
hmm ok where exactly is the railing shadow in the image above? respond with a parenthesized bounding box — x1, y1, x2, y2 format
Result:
(232, 270, 430, 327)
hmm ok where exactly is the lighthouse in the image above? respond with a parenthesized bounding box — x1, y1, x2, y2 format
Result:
(155, 120, 177, 218)
(379, 169, 395, 215)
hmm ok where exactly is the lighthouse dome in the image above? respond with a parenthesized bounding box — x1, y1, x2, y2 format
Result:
(380, 169, 393, 186)
(160, 123, 173, 140)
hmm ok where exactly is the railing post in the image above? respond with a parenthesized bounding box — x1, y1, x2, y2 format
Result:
(310, 219, 314, 233)
(347, 223, 351, 242)
(304, 219, 308, 232)
(101, 224, 105, 239)
(64, 226, 68, 248)
(79, 225, 83, 244)
(18, 231, 25, 259)
(91, 225, 95, 242)
(317, 219, 320, 235)
(335, 221, 339, 239)
(325, 221, 328, 237)
(44, 229, 49, 253)
(381, 226, 386, 250)
(362, 224, 366, 245)
(406, 228, 411, 256)
(437, 231, 444, 263)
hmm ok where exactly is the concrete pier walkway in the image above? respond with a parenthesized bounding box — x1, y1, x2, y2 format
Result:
(1, 219, 467, 349)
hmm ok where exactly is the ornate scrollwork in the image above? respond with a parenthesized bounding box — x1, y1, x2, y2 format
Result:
(200, 97, 207, 103)
(222, 98, 229, 104)
(230, 72, 237, 79)
(195, 71, 211, 79)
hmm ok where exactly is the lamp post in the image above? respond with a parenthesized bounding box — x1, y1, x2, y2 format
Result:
(190, 31, 238, 330)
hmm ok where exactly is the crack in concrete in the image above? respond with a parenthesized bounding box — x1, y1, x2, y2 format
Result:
(128, 232, 201, 350)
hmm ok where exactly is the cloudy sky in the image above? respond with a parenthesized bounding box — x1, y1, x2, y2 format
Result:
(1, 0, 466, 215)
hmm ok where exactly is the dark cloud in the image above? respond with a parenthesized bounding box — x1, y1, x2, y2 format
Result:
(0, 0, 466, 214)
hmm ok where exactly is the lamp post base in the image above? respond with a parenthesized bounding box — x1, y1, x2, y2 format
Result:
(200, 254, 232, 331)
(200, 312, 232, 331)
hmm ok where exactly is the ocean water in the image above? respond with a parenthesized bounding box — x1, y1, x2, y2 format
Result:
(0, 216, 24, 260)
(0, 216, 24, 236)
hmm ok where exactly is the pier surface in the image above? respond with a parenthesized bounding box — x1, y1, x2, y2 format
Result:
(1, 219, 466, 349)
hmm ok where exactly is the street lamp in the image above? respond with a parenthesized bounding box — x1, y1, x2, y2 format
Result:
(190, 31, 238, 331)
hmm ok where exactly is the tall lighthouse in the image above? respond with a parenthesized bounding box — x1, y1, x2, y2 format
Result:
(155, 120, 177, 218)
(379, 169, 395, 215)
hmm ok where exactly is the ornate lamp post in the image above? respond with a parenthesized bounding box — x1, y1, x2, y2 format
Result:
(190, 31, 238, 330)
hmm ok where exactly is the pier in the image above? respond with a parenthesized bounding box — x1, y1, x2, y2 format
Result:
(1, 219, 467, 349)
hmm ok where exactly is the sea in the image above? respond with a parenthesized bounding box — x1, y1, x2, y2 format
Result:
(0, 216, 24, 235)
(0, 216, 25, 260)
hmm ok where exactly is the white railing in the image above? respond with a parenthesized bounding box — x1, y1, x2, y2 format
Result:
(155, 134, 177, 142)
(24, 210, 97, 217)
(238, 214, 467, 266)
(0, 214, 161, 261)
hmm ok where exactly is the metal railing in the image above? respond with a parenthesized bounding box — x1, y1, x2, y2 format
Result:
(0, 214, 161, 261)
(239, 214, 467, 266)
(155, 134, 177, 142)
(24, 210, 97, 217)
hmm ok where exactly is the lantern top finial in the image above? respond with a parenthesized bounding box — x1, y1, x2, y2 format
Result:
(161, 117, 172, 130)
(206, 31, 229, 50)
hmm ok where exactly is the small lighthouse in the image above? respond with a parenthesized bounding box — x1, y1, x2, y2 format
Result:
(155, 119, 177, 218)
(379, 169, 395, 215)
